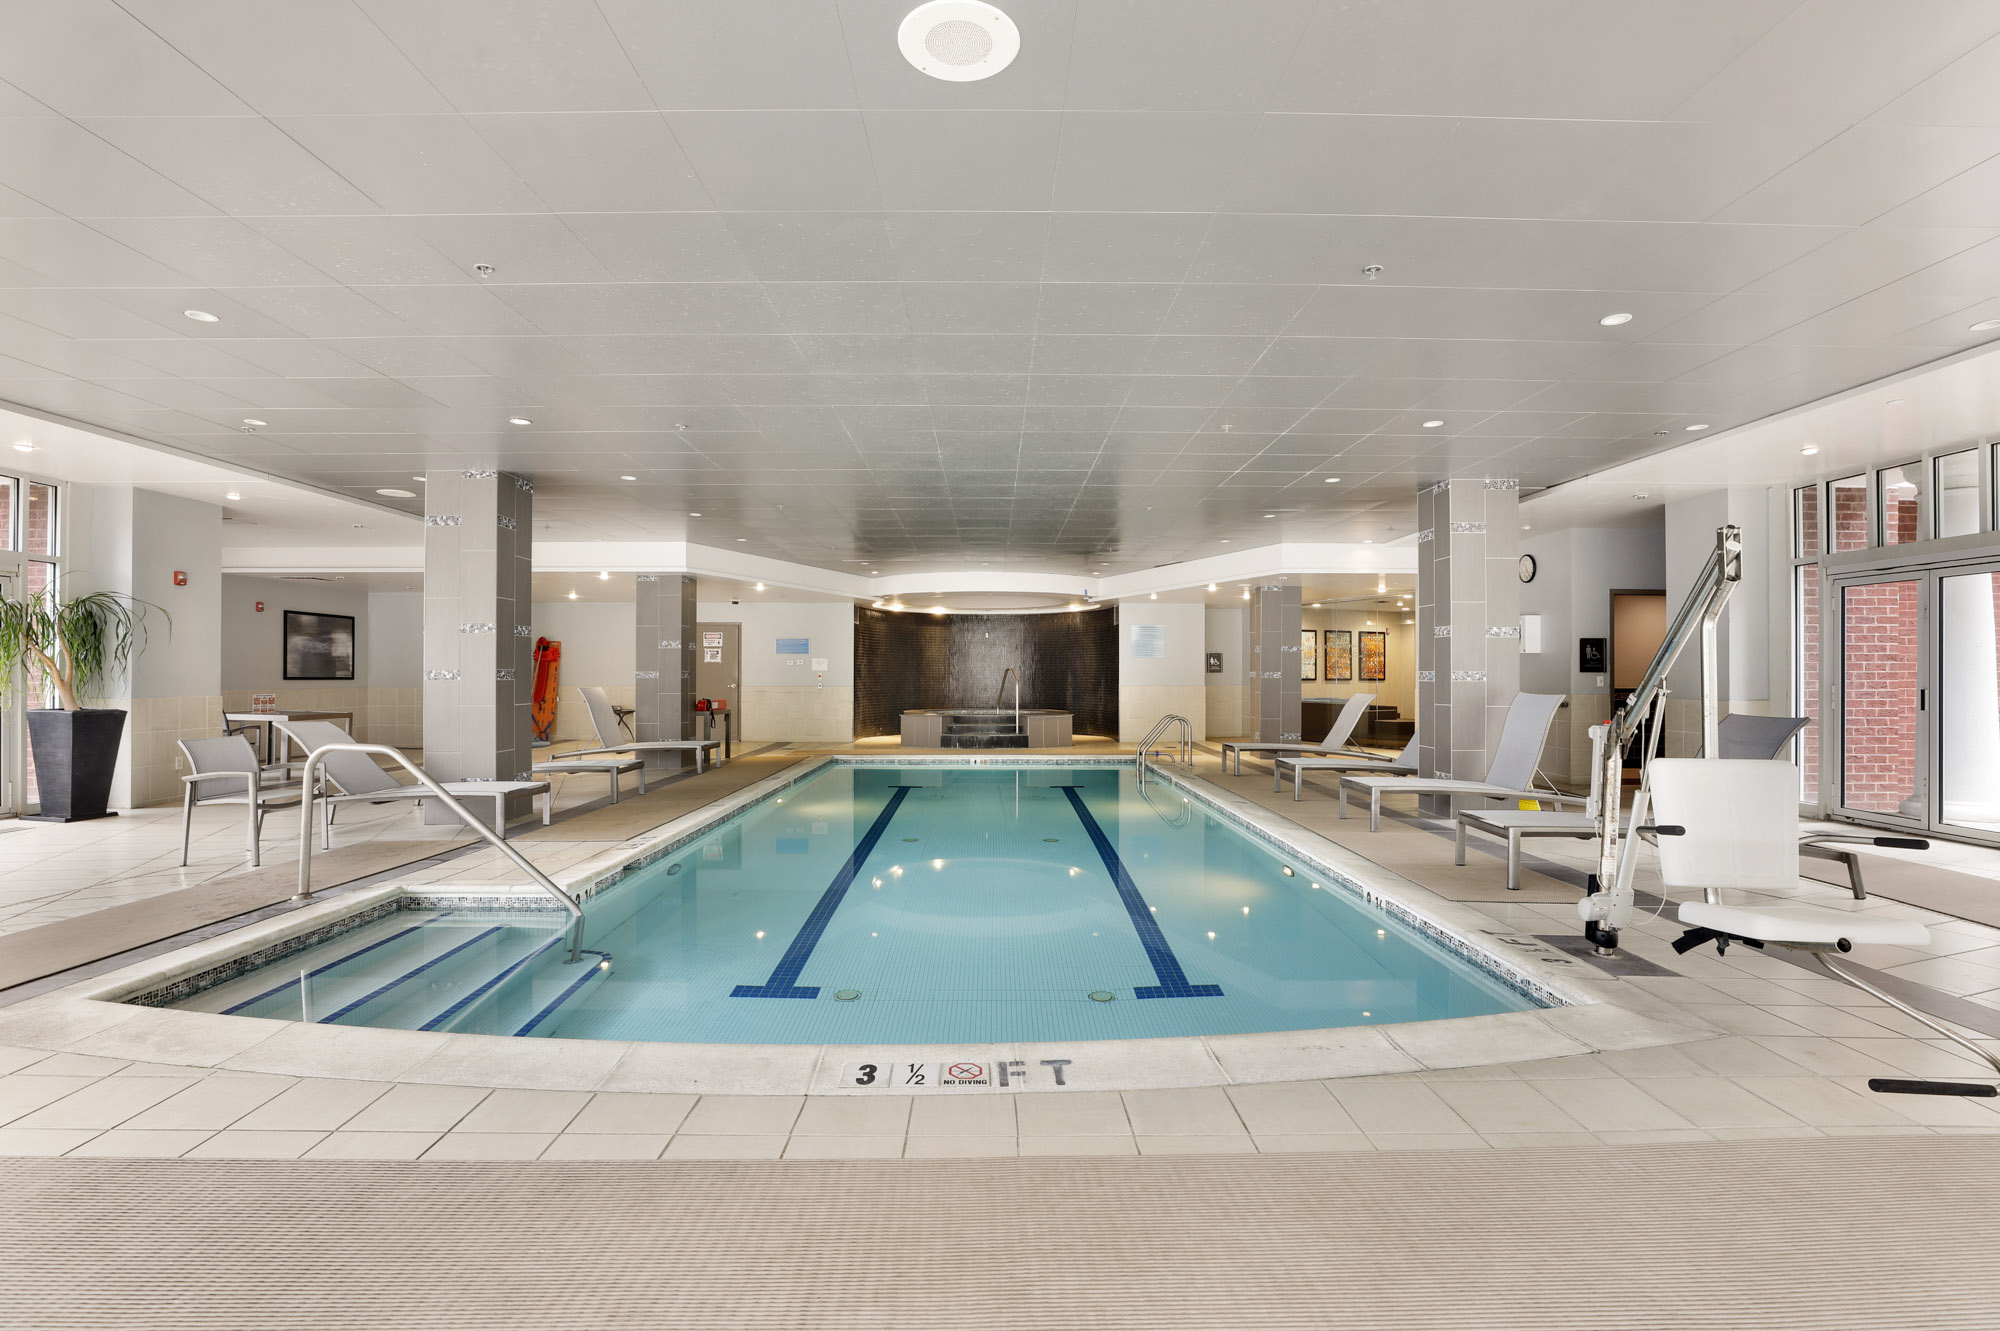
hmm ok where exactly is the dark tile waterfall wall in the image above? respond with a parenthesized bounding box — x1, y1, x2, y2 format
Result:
(853, 607, 1119, 739)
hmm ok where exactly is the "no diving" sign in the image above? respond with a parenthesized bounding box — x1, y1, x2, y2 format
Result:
(841, 1059, 1072, 1089)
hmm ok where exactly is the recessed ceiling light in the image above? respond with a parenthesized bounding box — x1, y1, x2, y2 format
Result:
(618, 474, 637, 482)
(753, 582, 766, 591)
(1685, 423, 1709, 431)
(413, 475, 426, 483)
(375, 488, 416, 498)
(737, 537, 748, 542)
(10, 442, 31, 453)
(899, 0, 1021, 82)
(1263, 513, 1275, 518)
(1521, 523, 1532, 531)
(224, 491, 241, 502)
(1363, 539, 1373, 544)
(1207, 583, 1218, 592)
(1323, 476, 1341, 483)
(507, 417, 531, 426)
(1800, 446, 1819, 456)
(242, 418, 266, 427)
(1599, 312, 1634, 327)
(1971, 319, 2000, 332)
(567, 590, 578, 600)
(1219, 539, 1231, 543)
(1422, 420, 1444, 429)
(183, 309, 219, 323)
(598, 571, 611, 580)
(1148, 591, 1157, 600)
(1310, 602, 1320, 609)
(688, 511, 700, 516)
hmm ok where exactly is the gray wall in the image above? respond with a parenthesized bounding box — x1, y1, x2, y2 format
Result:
(221, 574, 371, 692)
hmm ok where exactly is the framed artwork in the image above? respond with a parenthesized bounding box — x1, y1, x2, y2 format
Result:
(1326, 629, 1352, 682)
(284, 610, 356, 681)
(1299, 629, 1318, 680)
(1359, 630, 1387, 682)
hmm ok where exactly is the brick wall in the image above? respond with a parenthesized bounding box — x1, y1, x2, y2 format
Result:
(1839, 578, 1919, 814)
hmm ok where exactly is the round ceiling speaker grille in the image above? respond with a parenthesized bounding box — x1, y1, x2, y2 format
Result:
(899, 1, 1020, 82)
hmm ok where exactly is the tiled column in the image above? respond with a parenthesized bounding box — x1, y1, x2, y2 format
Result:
(1416, 478, 1521, 814)
(422, 469, 533, 821)
(635, 574, 697, 774)
(1247, 582, 1302, 744)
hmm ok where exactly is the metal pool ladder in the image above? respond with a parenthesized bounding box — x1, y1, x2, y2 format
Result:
(1135, 714, 1193, 787)
(293, 742, 587, 964)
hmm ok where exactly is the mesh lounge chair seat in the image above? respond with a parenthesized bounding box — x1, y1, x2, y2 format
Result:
(564, 686, 723, 773)
(1274, 732, 1418, 800)
(273, 720, 550, 846)
(177, 735, 304, 868)
(1340, 693, 1580, 831)
(1220, 693, 1375, 775)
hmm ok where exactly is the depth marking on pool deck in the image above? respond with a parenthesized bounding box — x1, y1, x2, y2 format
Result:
(730, 785, 915, 1000)
(1060, 786, 1224, 1000)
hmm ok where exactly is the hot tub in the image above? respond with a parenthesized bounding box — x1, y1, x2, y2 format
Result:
(900, 707, 1073, 748)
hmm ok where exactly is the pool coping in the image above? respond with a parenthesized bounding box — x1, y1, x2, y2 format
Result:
(0, 756, 1719, 1095)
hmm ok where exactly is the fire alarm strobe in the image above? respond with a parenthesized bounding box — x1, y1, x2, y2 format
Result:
(172, 571, 187, 586)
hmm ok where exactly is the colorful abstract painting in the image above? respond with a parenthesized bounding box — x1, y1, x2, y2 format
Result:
(1359, 630, 1387, 682)
(1326, 629, 1352, 681)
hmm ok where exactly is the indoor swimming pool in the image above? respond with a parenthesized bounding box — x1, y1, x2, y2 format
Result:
(148, 763, 1544, 1045)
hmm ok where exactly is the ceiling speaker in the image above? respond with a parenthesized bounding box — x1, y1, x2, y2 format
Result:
(898, 1, 1021, 82)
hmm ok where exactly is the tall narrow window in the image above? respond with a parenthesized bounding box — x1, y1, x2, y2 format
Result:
(1796, 564, 1820, 803)
(1936, 449, 1979, 538)
(1878, 465, 1920, 546)
(1794, 484, 1821, 557)
(1829, 475, 1868, 551)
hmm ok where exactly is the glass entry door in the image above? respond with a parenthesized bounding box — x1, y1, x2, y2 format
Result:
(1937, 566, 2000, 837)
(1833, 574, 1928, 828)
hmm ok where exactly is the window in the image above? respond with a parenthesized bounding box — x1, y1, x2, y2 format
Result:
(1795, 564, 1820, 804)
(1936, 449, 1979, 538)
(1793, 484, 1821, 557)
(1877, 465, 1921, 546)
(25, 481, 55, 557)
(1828, 475, 1868, 552)
(0, 476, 15, 552)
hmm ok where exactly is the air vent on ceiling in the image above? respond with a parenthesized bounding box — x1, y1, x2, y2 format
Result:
(275, 575, 344, 582)
(899, 2, 1020, 82)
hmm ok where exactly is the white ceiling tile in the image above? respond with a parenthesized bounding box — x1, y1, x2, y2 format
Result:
(1561, 121, 1832, 222)
(405, 216, 613, 285)
(0, 116, 219, 216)
(563, 214, 755, 283)
(1612, 223, 1844, 293)
(86, 217, 335, 287)
(1033, 284, 1178, 336)
(0, 217, 193, 286)
(726, 213, 897, 282)
(245, 217, 469, 286)
(356, 0, 652, 113)
(901, 283, 1040, 335)
(274, 115, 545, 214)
(468, 114, 712, 212)
(497, 283, 783, 337)
(1745, 224, 2000, 298)
(669, 111, 881, 210)
(1052, 112, 1261, 211)
(862, 110, 1060, 210)
(1714, 125, 2000, 226)
(0, 0, 251, 116)
(1875, 152, 2000, 227)
(78, 116, 383, 217)
(1160, 284, 1314, 337)
(601, 0, 857, 109)
(1065, 0, 1315, 112)
(766, 283, 911, 336)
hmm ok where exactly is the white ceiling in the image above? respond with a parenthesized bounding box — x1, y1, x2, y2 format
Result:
(3, 2, 2000, 575)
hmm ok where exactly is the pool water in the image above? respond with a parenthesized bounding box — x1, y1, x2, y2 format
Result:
(162, 764, 1541, 1044)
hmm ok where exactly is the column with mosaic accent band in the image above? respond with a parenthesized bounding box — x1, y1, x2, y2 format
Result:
(1415, 478, 1522, 816)
(635, 573, 698, 774)
(1248, 581, 1301, 744)
(421, 468, 534, 823)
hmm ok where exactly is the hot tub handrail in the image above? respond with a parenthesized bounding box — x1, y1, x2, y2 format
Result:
(1136, 713, 1192, 786)
(293, 741, 585, 963)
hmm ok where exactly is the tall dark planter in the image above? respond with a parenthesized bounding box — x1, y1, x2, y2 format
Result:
(25, 708, 126, 822)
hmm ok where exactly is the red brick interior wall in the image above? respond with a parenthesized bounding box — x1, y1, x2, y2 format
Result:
(1840, 578, 1919, 814)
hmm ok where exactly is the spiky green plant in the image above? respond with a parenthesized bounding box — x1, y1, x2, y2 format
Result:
(0, 581, 165, 711)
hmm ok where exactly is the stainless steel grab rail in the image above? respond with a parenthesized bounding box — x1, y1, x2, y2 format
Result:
(294, 743, 586, 963)
(1135, 713, 1193, 786)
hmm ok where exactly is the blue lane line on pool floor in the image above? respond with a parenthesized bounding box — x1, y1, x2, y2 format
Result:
(1060, 786, 1223, 1000)
(731, 785, 914, 1000)
(221, 912, 454, 1016)
(319, 926, 506, 1024)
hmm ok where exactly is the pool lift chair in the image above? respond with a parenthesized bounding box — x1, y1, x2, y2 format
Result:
(1576, 528, 1983, 1096)
(1219, 692, 1376, 775)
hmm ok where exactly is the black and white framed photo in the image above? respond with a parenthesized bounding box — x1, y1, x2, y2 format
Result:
(284, 610, 356, 681)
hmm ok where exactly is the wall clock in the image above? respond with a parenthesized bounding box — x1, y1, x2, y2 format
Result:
(1517, 554, 1537, 583)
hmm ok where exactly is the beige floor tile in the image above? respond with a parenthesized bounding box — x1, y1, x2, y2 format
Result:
(420, 1133, 558, 1161)
(1733, 1077, 1917, 1128)
(341, 1083, 490, 1133)
(120, 1074, 294, 1130)
(1817, 1123, 1936, 1137)
(1431, 1081, 1585, 1134)
(454, 1089, 589, 1134)
(566, 1093, 697, 1135)
(303, 1132, 444, 1161)
(1526, 1078, 1695, 1132)
(661, 1134, 788, 1160)
(1594, 1045, 1711, 1079)
(1635, 1076, 1807, 1129)
(1327, 1080, 1475, 1134)
(1833, 1038, 1999, 1080)
(540, 1134, 671, 1160)
(907, 1094, 1015, 1138)
(185, 1130, 327, 1160)
(792, 1095, 913, 1137)
(9, 1077, 200, 1131)
(1365, 1133, 1489, 1151)
(232, 1079, 393, 1132)
(782, 1135, 905, 1159)
(1750, 1036, 1898, 1077)
(903, 1135, 1017, 1158)
(1226, 1082, 1359, 1135)
(0, 1076, 102, 1126)
(0, 1047, 51, 1076)
(1595, 1129, 1716, 1145)
(0, 1128, 101, 1155)
(65, 1129, 213, 1157)
(15, 1053, 129, 1077)
(1676, 1037, 1813, 1077)
(1679, 1005, 1816, 1038)
(1707, 1125, 1825, 1141)
(1018, 1135, 1137, 1157)
(1122, 1087, 1245, 1137)
(676, 1095, 803, 1136)
(1014, 1091, 1130, 1136)
(1136, 1135, 1258, 1155)
(1828, 1077, 2000, 1127)
(1493, 1055, 1615, 1080)
(1478, 1132, 1603, 1149)
(1252, 1133, 1375, 1153)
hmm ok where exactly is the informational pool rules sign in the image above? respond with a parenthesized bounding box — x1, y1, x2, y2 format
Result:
(841, 1059, 1070, 1089)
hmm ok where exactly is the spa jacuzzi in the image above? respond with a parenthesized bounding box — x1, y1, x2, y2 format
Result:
(898, 707, 1073, 748)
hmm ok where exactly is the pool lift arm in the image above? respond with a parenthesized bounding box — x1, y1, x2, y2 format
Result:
(1577, 525, 1743, 955)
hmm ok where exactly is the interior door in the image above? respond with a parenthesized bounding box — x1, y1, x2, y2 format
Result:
(1832, 573, 1928, 829)
(694, 622, 741, 740)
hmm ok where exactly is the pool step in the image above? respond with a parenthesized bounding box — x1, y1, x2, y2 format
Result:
(940, 716, 1028, 748)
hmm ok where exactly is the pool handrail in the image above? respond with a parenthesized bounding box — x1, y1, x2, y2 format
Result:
(1136, 714, 1193, 786)
(293, 741, 586, 963)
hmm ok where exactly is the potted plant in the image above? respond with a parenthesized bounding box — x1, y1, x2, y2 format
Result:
(0, 582, 164, 822)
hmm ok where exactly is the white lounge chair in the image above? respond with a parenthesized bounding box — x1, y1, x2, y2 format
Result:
(565, 685, 723, 773)
(1275, 732, 1419, 800)
(1340, 693, 1578, 831)
(273, 719, 550, 846)
(1652, 758, 2000, 1094)
(177, 736, 304, 868)
(1220, 693, 1376, 775)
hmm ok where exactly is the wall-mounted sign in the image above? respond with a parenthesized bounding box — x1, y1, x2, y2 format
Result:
(701, 630, 724, 648)
(1206, 652, 1223, 674)
(704, 648, 721, 663)
(1578, 637, 1607, 673)
(1130, 624, 1164, 659)
(776, 636, 810, 654)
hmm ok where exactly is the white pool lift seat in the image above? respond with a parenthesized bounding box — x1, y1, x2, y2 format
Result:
(565, 685, 724, 773)
(1339, 693, 1579, 831)
(1219, 693, 1375, 775)
(1274, 732, 1418, 800)
(1651, 758, 2000, 1093)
